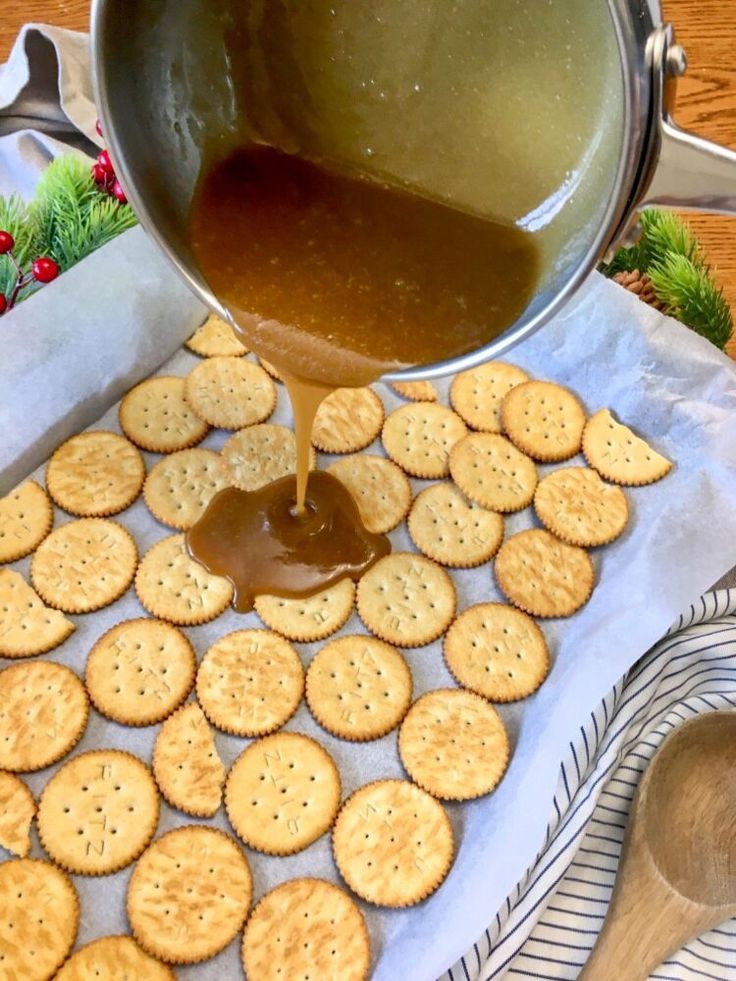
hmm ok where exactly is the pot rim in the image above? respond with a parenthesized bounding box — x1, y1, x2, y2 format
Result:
(90, 0, 645, 381)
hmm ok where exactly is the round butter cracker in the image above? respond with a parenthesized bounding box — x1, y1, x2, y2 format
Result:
(399, 688, 509, 800)
(143, 448, 229, 530)
(357, 553, 456, 648)
(0, 661, 88, 773)
(450, 361, 529, 432)
(85, 618, 196, 726)
(0, 480, 53, 563)
(258, 357, 283, 380)
(0, 570, 75, 658)
(582, 408, 673, 486)
(327, 454, 411, 534)
(332, 779, 453, 907)
(450, 432, 538, 513)
(311, 387, 384, 454)
(444, 602, 550, 702)
(254, 578, 355, 642)
(389, 380, 438, 403)
(306, 635, 412, 741)
(30, 518, 137, 614)
(37, 749, 159, 876)
(135, 534, 233, 625)
(243, 878, 371, 981)
(0, 859, 79, 980)
(185, 356, 276, 430)
(197, 628, 304, 737)
(495, 529, 594, 618)
(534, 466, 629, 546)
(152, 702, 225, 818)
(120, 376, 209, 453)
(408, 482, 504, 567)
(0, 771, 36, 857)
(46, 431, 145, 517)
(222, 424, 315, 491)
(186, 313, 248, 357)
(127, 826, 252, 965)
(56, 935, 175, 981)
(382, 403, 467, 479)
(501, 380, 586, 462)
(225, 731, 341, 856)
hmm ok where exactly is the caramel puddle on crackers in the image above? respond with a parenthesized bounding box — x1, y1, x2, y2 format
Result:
(188, 370, 390, 613)
(186, 145, 540, 609)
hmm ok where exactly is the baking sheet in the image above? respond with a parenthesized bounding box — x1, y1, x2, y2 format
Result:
(3, 273, 736, 981)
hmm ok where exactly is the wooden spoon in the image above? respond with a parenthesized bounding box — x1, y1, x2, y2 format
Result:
(579, 711, 736, 980)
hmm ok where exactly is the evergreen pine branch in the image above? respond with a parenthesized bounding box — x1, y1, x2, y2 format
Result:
(0, 153, 138, 311)
(0, 195, 35, 296)
(649, 252, 733, 350)
(55, 196, 138, 267)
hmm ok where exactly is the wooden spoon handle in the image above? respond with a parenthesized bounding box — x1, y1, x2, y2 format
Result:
(579, 828, 728, 980)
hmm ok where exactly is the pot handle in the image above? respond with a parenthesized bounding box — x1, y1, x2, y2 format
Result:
(643, 118, 736, 216)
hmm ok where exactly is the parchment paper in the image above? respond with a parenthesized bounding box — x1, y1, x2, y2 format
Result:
(3, 272, 736, 981)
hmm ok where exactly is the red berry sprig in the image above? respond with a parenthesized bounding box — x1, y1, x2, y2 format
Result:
(0, 229, 60, 316)
(91, 122, 128, 204)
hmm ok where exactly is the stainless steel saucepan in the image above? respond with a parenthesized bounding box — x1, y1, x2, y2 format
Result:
(91, 0, 736, 381)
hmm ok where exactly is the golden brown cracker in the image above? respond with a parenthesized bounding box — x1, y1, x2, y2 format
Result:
(399, 689, 509, 800)
(186, 312, 248, 357)
(0, 772, 35, 857)
(0, 859, 79, 979)
(222, 424, 315, 491)
(46, 431, 145, 517)
(408, 482, 505, 567)
(444, 602, 550, 702)
(85, 618, 196, 726)
(495, 529, 595, 618)
(37, 749, 160, 876)
(389, 380, 438, 403)
(311, 387, 384, 453)
(185, 357, 276, 430)
(225, 731, 341, 855)
(327, 454, 411, 534)
(449, 432, 538, 513)
(356, 553, 456, 647)
(0, 661, 88, 772)
(582, 408, 673, 485)
(30, 518, 137, 614)
(254, 579, 355, 643)
(143, 448, 229, 530)
(152, 702, 225, 818)
(0, 480, 53, 563)
(127, 826, 252, 965)
(381, 403, 468, 479)
(332, 779, 454, 907)
(306, 635, 412, 741)
(0, 570, 75, 658)
(55, 935, 176, 980)
(242, 878, 371, 981)
(501, 380, 586, 462)
(135, 534, 233, 625)
(258, 356, 283, 380)
(197, 628, 304, 737)
(534, 466, 629, 547)
(119, 376, 209, 453)
(450, 361, 529, 432)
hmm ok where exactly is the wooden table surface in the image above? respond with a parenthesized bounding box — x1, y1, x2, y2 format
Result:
(2, 0, 735, 358)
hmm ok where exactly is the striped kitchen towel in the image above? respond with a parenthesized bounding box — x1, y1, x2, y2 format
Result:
(443, 588, 736, 981)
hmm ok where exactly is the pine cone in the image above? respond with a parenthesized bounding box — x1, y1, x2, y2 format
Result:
(612, 270, 667, 312)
